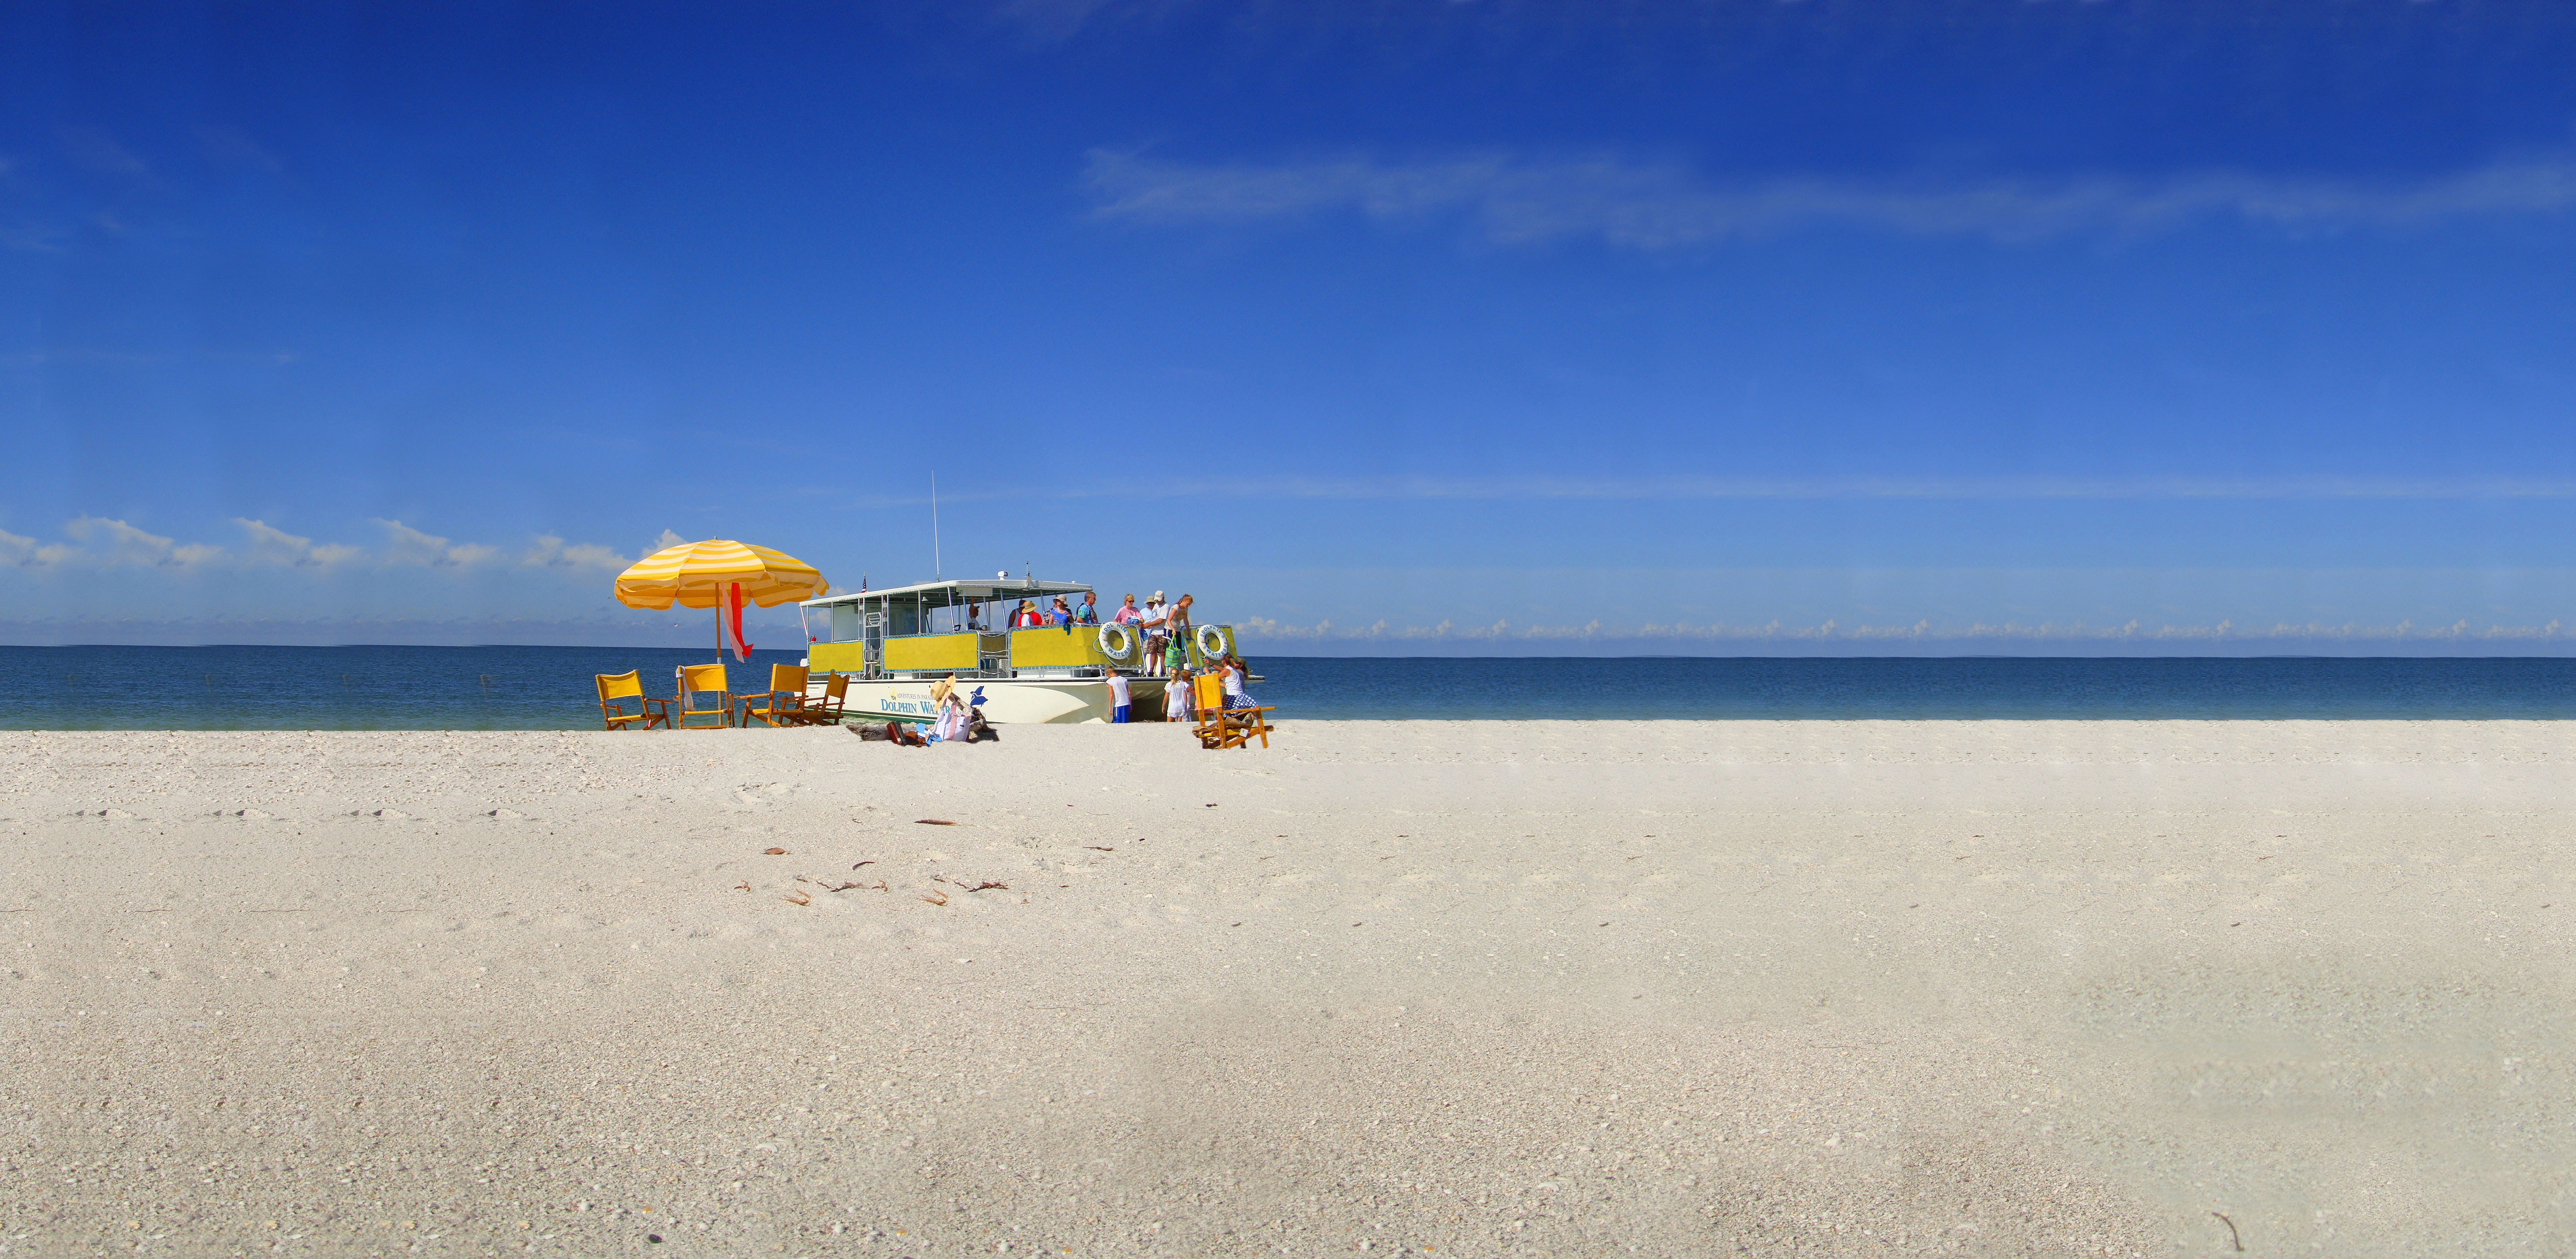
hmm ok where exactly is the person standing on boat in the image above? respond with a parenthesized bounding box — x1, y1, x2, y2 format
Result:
(1077, 591, 1100, 625)
(1139, 592, 1170, 676)
(1166, 594, 1194, 665)
(1112, 593, 1141, 628)
(1105, 666, 1131, 723)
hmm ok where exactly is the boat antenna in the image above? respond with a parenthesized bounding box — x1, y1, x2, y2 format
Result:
(931, 472, 941, 580)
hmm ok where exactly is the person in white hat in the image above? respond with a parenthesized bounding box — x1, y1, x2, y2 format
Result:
(1139, 591, 1170, 677)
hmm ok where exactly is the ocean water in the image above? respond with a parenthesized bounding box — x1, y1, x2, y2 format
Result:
(3, 645, 2574, 729)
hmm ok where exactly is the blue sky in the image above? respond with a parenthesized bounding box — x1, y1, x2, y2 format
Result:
(7, 0, 2576, 654)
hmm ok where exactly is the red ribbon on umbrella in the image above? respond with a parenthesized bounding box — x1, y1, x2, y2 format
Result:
(726, 582, 754, 661)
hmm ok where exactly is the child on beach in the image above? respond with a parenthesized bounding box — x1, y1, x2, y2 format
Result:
(1105, 667, 1131, 723)
(1165, 668, 1193, 721)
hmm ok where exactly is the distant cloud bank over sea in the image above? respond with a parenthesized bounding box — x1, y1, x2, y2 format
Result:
(1237, 616, 2576, 658)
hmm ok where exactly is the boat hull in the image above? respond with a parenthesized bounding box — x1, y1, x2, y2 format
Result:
(819, 676, 1169, 725)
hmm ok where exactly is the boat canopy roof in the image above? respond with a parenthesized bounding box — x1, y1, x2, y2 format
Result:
(800, 577, 1093, 610)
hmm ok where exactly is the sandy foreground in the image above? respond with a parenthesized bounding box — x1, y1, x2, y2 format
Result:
(1, 721, 2570, 1258)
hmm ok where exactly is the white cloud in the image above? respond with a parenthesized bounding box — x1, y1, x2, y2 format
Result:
(3, 516, 629, 582)
(234, 518, 360, 568)
(651, 529, 688, 552)
(521, 535, 629, 571)
(373, 519, 496, 568)
(235, 518, 310, 564)
(0, 527, 73, 568)
(62, 516, 222, 568)
(1086, 150, 2576, 246)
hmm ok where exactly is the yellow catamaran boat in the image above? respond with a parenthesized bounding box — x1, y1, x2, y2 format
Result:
(796, 577, 1242, 724)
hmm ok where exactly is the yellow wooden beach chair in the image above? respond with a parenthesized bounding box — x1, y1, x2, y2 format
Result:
(736, 663, 811, 728)
(1188, 672, 1221, 737)
(1193, 672, 1275, 750)
(793, 671, 850, 726)
(594, 670, 670, 731)
(674, 662, 738, 729)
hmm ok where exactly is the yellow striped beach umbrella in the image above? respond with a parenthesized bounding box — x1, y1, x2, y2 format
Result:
(615, 539, 828, 662)
(613, 539, 828, 609)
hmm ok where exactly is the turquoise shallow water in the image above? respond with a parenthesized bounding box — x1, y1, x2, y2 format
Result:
(4, 645, 2574, 728)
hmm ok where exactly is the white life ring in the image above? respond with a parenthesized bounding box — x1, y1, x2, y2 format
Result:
(1196, 624, 1229, 658)
(1097, 623, 1135, 662)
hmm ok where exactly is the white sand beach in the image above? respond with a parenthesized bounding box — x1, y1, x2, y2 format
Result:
(3, 720, 2571, 1257)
